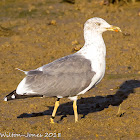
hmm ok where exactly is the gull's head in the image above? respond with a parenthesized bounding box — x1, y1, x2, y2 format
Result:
(84, 17, 121, 34)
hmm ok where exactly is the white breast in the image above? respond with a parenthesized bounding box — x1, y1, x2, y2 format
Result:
(76, 41, 106, 95)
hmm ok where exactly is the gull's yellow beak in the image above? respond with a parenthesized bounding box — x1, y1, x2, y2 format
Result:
(106, 25, 122, 32)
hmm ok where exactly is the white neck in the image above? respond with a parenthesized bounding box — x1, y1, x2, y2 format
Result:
(76, 30, 106, 83)
(77, 31, 106, 59)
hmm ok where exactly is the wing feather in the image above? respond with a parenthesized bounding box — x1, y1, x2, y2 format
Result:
(17, 54, 95, 97)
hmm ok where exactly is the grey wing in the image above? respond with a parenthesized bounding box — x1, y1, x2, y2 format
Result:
(24, 54, 95, 97)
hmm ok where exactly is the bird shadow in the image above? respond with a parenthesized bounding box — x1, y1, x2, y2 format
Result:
(17, 80, 140, 122)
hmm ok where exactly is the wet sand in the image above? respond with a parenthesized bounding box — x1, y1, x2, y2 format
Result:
(0, 0, 140, 139)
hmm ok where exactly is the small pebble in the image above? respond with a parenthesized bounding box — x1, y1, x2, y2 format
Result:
(48, 20, 56, 25)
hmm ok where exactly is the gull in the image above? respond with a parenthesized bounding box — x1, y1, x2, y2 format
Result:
(4, 17, 121, 123)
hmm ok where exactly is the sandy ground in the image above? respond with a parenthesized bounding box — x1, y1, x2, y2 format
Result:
(0, 0, 140, 139)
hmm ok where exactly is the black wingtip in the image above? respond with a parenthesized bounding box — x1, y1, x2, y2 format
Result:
(4, 90, 16, 101)
(4, 90, 43, 101)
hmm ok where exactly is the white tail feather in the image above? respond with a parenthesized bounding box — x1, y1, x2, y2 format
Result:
(15, 68, 28, 74)
(4, 97, 7, 101)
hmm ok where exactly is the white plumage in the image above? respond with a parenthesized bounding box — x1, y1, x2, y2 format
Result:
(4, 17, 121, 123)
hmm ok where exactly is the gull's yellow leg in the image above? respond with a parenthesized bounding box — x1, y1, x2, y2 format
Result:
(73, 100, 78, 122)
(50, 98, 60, 123)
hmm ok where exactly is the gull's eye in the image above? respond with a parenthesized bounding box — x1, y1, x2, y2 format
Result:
(95, 22, 101, 26)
